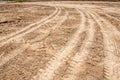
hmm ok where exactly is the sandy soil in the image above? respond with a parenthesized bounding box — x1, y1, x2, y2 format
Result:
(0, 1, 120, 80)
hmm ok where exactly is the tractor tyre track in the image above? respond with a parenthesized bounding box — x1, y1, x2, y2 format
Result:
(0, 7, 67, 67)
(29, 9, 69, 44)
(61, 11, 96, 80)
(90, 10, 120, 80)
(31, 9, 87, 80)
(0, 7, 60, 47)
(0, 7, 81, 79)
(51, 10, 91, 80)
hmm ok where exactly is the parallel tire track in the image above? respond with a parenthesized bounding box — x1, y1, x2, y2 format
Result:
(90, 11, 120, 80)
(94, 9, 120, 32)
(0, 3, 120, 80)
(31, 9, 86, 80)
(61, 11, 95, 80)
(51, 10, 90, 80)
(30, 9, 69, 44)
(0, 7, 60, 47)
(0, 7, 67, 67)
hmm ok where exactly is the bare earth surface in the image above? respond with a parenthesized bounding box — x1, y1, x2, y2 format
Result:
(0, 1, 120, 80)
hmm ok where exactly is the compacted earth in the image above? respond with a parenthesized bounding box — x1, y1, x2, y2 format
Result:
(0, 1, 120, 80)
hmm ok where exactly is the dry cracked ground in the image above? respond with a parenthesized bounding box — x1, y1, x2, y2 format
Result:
(0, 1, 120, 80)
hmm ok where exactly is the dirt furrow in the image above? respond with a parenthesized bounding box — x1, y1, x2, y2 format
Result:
(60, 11, 96, 80)
(0, 7, 61, 65)
(96, 11, 120, 32)
(0, 7, 65, 67)
(90, 11, 120, 80)
(51, 10, 89, 80)
(0, 6, 59, 47)
(0, 7, 80, 80)
(105, 13, 120, 22)
(0, 2, 120, 80)
(27, 9, 69, 44)
(98, 8, 120, 21)
(31, 9, 86, 80)
(90, 8, 120, 32)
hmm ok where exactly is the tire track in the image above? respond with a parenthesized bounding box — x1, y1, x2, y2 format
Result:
(105, 13, 120, 22)
(96, 11, 120, 32)
(90, 8, 120, 41)
(99, 8, 120, 21)
(90, 10, 120, 80)
(61, 11, 96, 80)
(51, 10, 90, 80)
(79, 9, 105, 80)
(0, 7, 62, 66)
(29, 9, 69, 44)
(0, 8, 81, 80)
(90, 9, 120, 53)
(0, 6, 60, 47)
(100, 13, 120, 32)
(0, 6, 60, 59)
(1, 3, 120, 80)
(31, 9, 86, 80)
(0, 7, 67, 67)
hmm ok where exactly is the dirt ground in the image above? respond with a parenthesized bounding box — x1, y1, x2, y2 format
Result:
(0, 1, 120, 80)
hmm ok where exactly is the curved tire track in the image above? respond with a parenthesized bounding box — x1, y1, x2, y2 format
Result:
(0, 7, 63, 67)
(90, 10, 120, 80)
(31, 9, 86, 80)
(0, 3, 120, 80)
(61, 11, 95, 80)
(0, 7, 60, 47)
(0, 7, 68, 67)
(29, 9, 69, 44)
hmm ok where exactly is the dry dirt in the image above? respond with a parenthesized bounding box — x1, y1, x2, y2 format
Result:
(0, 1, 120, 80)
